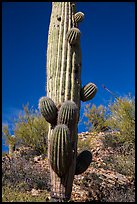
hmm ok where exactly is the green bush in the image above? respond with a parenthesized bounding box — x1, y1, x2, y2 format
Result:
(2, 147, 50, 190)
(113, 153, 135, 177)
(14, 104, 49, 154)
(84, 94, 135, 145)
(102, 133, 122, 148)
(102, 148, 135, 177)
(84, 104, 109, 133)
(2, 125, 17, 146)
(106, 95, 135, 144)
(77, 137, 92, 151)
(2, 104, 49, 155)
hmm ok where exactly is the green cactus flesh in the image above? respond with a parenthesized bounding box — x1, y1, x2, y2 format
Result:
(49, 124, 73, 178)
(75, 150, 92, 175)
(74, 12, 84, 23)
(67, 27, 81, 45)
(57, 100, 78, 135)
(38, 96, 57, 124)
(80, 82, 97, 102)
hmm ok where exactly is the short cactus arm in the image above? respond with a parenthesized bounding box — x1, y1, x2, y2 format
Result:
(75, 150, 92, 175)
(38, 97, 58, 126)
(80, 82, 97, 102)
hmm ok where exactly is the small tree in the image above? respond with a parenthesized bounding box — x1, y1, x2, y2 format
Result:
(106, 95, 135, 144)
(14, 104, 49, 154)
(84, 94, 135, 145)
(2, 125, 17, 155)
(2, 125, 17, 146)
(84, 104, 109, 133)
(2, 104, 49, 155)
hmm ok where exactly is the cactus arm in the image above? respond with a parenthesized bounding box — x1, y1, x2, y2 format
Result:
(81, 82, 97, 102)
(75, 150, 92, 175)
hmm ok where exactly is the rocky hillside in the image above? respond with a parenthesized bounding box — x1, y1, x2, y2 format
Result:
(2, 131, 135, 202)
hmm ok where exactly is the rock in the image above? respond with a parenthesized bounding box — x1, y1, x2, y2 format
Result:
(31, 188, 39, 196)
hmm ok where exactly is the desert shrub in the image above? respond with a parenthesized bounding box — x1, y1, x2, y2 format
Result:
(2, 125, 18, 147)
(84, 94, 135, 145)
(106, 95, 135, 144)
(2, 104, 49, 155)
(2, 147, 51, 190)
(106, 183, 135, 202)
(15, 104, 49, 154)
(84, 94, 135, 179)
(84, 104, 109, 133)
(2, 186, 50, 202)
(102, 133, 122, 148)
(103, 152, 135, 177)
(77, 137, 92, 151)
(112, 151, 135, 177)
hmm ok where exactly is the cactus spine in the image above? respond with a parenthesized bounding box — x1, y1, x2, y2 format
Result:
(39, 2, 97, 201)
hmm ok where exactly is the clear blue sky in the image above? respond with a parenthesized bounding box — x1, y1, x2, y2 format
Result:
(2, 2, 135, 152)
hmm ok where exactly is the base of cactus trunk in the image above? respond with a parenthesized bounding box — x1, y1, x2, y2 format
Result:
(50, 194, 70, 202)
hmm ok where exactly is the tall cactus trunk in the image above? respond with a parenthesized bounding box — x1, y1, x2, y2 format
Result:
(47, 2, 81, 201)
(9, 144, 15, 156)
(39, 2, 97, 202)
(47, 2, 81, 107)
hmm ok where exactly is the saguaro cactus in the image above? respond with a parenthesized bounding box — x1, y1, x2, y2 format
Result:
(39, 2, 97, 201)
(9, 143, 15, 155)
